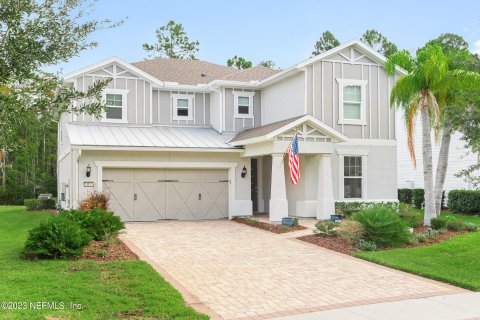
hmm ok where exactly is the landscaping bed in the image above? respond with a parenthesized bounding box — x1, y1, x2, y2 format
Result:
(233, 217, 306, 234)
(81, 238, 138, 261)
(298, 227, 467, 256)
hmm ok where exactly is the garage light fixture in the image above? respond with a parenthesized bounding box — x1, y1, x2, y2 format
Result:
(241, 165, 247, 178)
(86, 164, 91, 178)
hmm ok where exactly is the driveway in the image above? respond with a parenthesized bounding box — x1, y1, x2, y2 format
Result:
(121, 221, 466, 320)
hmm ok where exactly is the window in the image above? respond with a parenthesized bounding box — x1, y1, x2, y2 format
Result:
(102, 89, 128, 123)
(343, 156, 362, 198)
(232, 91, 255, 118)
(172, 94, 194, 121)
(337, 79, 367, 125)
(238, 96, 250, 115)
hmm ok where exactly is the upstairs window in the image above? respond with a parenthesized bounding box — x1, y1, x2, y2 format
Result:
(337, 79, 367, 125)
(233, 91, 255, 118)
(102, 89, 128, 123)
(172, 94, 194, 121)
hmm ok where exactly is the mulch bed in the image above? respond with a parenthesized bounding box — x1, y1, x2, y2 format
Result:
(298, 234, 359, 255)
(81, 238, 138, 261)
(233, 217, 306, 234)
(298, 227, 468, 256)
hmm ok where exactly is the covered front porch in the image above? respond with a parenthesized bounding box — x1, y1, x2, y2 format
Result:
(229, 115, 348, 223)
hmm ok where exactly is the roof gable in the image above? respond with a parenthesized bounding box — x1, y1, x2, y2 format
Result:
(229, 115, 348, 146)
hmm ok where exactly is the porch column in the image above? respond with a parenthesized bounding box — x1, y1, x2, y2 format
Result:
(316, 154, 335, 220)
(269, 153, 288, 223)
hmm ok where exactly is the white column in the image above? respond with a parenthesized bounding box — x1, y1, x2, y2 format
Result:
(316, 154, 335, 220)
(269, 153, 288, 222)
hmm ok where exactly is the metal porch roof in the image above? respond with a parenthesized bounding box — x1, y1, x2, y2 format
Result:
(66, 123, 238, 150)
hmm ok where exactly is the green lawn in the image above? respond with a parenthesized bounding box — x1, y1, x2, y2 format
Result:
(0, 206, 207, 319)
(355, 211, 480, 291)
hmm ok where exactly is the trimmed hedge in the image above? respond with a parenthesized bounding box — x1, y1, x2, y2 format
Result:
(60, 209, 124, 241)
(448, 190, 480, 214)
(398, 189, 413, 204)
(24, 198, 56, 210)
(412, 189, 425, 209)
(335, 201, 399, 217)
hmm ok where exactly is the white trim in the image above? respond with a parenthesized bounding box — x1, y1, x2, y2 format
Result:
(337, 138, 396, 146)
(336, 149, 370, 156)
(101, 89, 129, 123)
(71, 145, 242, 153)
(171, 93, 194, 121)
(232, 91, 255, 119)
(338, 154, 368, 200)
(336, 199, 398, 203)
(336, 78, 367, 126)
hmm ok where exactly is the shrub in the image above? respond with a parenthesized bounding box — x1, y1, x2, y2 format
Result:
(24, 198, 56, 210)
(353, 205, 411, 248)
(415, 233, 427, 243)
(78, 191, 110, 211)
(335, 201, 399, 217)
(314, 221, 339, 237)
(465, 223, 478, 232)
(398, 203, 422, 228)
(356, 240, 377, 251)
(23, 215, 91, 259)
(412, 189, 424, 209)
(416, 229, 439, 243)
(337, 220, 365, 246)
(448, 190, 480, 214)
(61, 209, 124, 241)
(398, 189, 413, 204)
(431, 217, 448, 230)
(446, 220, 468, 231)
(293, 217, 299, 227)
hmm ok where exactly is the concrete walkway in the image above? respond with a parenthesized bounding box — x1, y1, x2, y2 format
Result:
(121, 220, 467, 320)
(275, 292, 480, 320)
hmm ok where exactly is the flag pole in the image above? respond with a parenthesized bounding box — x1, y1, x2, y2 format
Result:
(281, 128, 299, 165)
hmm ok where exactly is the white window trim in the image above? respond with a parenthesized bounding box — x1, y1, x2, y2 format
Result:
(338, 154, 368, 200)
(101, 89, 129, 123)
(172, 93, 194, 121)
(336, 78, 367, 126)
(232, 91, 255, 119)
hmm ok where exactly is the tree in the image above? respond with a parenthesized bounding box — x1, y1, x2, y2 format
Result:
(312, 31, 340, 55)
(258, 60, 276, 69)
(227, 56, 252, 70)
(361, 29, 398, 58)
(0, 0, 118, 201)
(143, 21, 199, 59)
(418, 34, 480, 214)
(386, 45, 480, 225)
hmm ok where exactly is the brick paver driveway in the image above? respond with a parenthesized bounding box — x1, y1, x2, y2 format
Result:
(121, 221, 466, 320)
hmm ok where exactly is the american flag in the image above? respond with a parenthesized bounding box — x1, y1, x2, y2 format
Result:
(288, 133, 300, 185)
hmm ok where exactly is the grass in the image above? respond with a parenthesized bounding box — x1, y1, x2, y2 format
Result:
(355, 210, 480, 291)
(0, 206, 207, 319)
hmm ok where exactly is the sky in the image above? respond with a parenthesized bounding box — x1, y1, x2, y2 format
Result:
(48, 0, 480, 75)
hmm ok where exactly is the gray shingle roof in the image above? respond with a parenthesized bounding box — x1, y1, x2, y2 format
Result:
(132, 58, 279, 85)
(229, 116, 304, 143)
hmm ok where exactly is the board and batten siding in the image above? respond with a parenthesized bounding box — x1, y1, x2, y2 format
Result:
(262, 47, 397, 140)
(224, 88, 262, 133)
(72, 63, 211, 126)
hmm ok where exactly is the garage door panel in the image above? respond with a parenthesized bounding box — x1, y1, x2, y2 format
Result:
(135, 168, 166, 182)
(199, 182, 228, 219)
(198, 169, 228, 182)
(166, 182, 198, 220)
(103, 181, 135, 221)
(135, 182, 166, 221)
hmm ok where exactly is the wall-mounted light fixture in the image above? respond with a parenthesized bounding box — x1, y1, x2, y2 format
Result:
(86, 164, 91, 178)
(241, 165, 247, 178)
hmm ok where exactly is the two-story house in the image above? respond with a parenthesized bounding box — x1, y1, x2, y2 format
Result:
(58, 39, 403, 222)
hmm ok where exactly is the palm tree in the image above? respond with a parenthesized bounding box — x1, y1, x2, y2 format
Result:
(385, 44, 480, 225)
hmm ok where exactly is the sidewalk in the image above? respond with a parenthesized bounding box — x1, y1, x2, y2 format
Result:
(274, 292, 480, 320)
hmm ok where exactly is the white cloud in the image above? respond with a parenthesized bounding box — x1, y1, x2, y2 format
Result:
(473, 40, 480, 54)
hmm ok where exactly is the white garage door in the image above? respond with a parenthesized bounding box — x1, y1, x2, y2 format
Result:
(102, 168, 229, 221)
